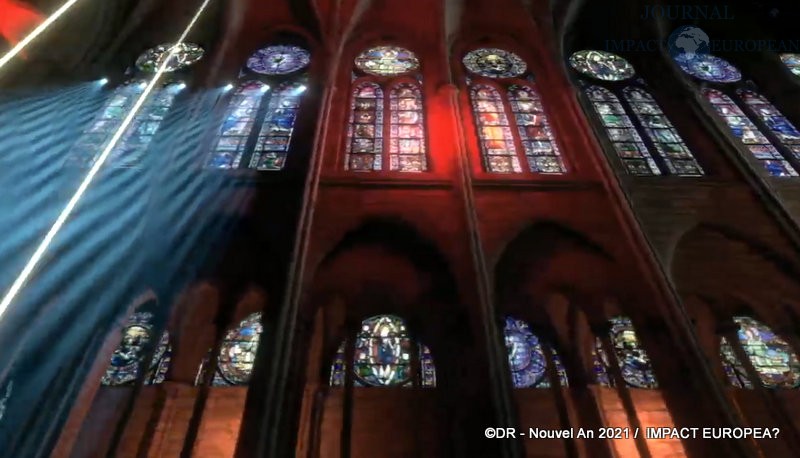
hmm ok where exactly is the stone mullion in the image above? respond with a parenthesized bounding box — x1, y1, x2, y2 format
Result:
(444, 81, 522, 458)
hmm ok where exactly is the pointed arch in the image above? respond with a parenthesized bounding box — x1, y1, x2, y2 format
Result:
(592, 316, 658, 388)
(703, 88, 797, 177)
(329, 314, 436, 387)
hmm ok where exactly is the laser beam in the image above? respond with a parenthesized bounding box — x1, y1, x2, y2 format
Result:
(0, 0, 81, 71)
(0, 0, 215, 319)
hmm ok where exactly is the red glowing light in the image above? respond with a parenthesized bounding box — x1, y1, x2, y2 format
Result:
(0, 0, 44, 56)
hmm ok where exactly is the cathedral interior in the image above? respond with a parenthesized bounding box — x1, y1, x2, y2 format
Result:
(2, 0, 800, 456)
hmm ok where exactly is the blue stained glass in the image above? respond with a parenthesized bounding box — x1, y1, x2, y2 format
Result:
(101, 312, 171, 386)
(503, 317, 568, 388)
(703, 88, 798, 176)
(330, 315, 436, 387)
(739, 89, 800, 163)
(246, 45, 310, 75)
(593, 316, 658, 389)
(674, 54, 741, 83)
(215, 313, 263, 386)
(721, 316, 800, 389)
(207, 81, 268, 169)
(68, 80, 181, 168)
(249, 80, 305, 170)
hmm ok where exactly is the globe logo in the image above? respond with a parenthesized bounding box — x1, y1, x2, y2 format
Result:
(668, 25, 710, 64)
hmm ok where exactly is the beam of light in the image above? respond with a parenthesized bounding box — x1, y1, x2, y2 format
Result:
(0, 0, 215, 320)
(99, 77, 108, 85)
(0, 0, 79, 71)
(223, 83, 233, 91)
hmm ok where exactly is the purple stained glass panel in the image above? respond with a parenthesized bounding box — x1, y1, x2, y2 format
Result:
(346, 82, 383, 171)
(674, 53, 741, 83)
(503, 317, 568, 388)
(246, 45, 310, 75)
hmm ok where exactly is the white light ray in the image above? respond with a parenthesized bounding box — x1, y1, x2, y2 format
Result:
(0, 0, 215, 319)
(0, 0, 82, 71)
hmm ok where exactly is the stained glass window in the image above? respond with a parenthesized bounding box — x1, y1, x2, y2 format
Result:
(503, 317, 568, 388)
(780, 53, 800, 77)
(207, 81, 267, 169)
(207, 80, 305, 171)
(673, 54, 741, 83)
(355, 46, 419, 76)
(329, 315, 436, 387)
(703, 88, 798, 176)
(569, 50, 635, 82)
(739, 89, 800, 163)
(215, 312, 263, 386)
(470, 84, 519, 173)
(593, 316, 658, 389)
(463, 48, 526, 79)
(135, 43, 204, 73)
(585, 86, 661, 176)
(720, 316, 800, 389)
(389, 83, 426, 171)
(346, 82, 384, 171)
(508, 85, 565, 173)
(101, 312, 172, 386)
(68, 80, 182, 168)
(246, 45, 310, 75)
(623, 87, 703, 176)
(250, 80, 305, 170)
